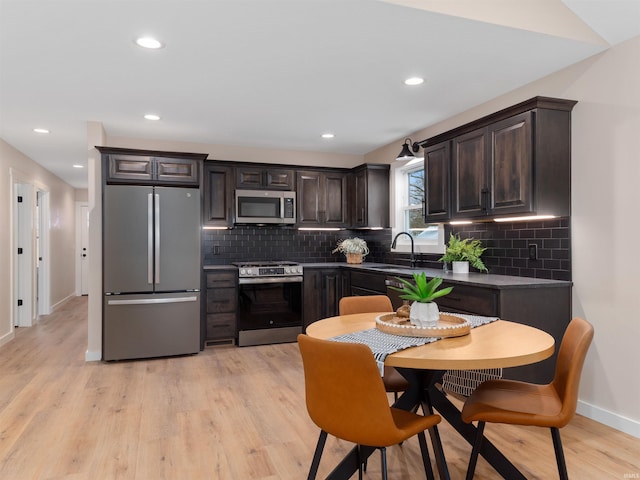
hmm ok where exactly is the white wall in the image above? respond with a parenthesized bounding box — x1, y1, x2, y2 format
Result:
(367, 35, 640, 437)
(0, 139, 78, 347)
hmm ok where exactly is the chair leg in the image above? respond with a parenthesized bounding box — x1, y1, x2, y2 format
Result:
(417, 431, 436, 480)
(551, 427, 569, 480)
(465, 421, 485, 480)
(380, 447, 388, 480)
(307, 430, 327, 480)
(357, 445, 363, 480)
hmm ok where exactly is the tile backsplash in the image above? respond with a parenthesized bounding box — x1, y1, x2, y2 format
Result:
(203, 218, 571, 281)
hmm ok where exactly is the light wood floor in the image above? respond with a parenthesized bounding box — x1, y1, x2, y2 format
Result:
(1, 296, 638, 479)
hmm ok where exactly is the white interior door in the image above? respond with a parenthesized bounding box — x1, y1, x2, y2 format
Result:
(80, 204, 89, 295)
(37, 190, 51, 315)
(14, 183, 33, 327)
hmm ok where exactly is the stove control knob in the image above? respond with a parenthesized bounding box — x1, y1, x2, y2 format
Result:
(285, 267, 291, 274)
(240, 268, 246, 275)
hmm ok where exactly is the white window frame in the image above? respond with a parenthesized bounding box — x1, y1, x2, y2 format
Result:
(390, 158, 445, 255)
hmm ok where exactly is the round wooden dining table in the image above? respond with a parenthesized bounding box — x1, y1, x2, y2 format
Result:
(304, 312, 555, 480)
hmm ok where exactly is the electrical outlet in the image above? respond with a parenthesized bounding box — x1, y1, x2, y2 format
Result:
(528, 244, 538, 260)
(213, 245, 220, 255)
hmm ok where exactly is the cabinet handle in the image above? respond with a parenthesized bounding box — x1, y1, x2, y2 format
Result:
(481, 189, 489, 212)
(422, 197, 426, 218)
(361, 207, 365, 222)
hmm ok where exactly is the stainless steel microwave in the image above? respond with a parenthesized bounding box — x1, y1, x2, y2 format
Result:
(235, 189, 296, 224)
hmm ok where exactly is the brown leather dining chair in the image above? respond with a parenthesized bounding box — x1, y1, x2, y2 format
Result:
(461, 317, 594, 480)
(298, 333, 442, 480)
(338, 295, 410, 398)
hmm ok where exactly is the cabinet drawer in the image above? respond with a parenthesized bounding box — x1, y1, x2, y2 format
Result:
(349, 271, 387, 294)
(206, 288, 237, 313)
(206, 313, 236, 339)
(206, 272, 237, 289)
(435, 284, 498, 317)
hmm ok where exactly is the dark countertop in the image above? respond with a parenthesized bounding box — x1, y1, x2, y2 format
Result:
(203, 262, 571, 289)
(302, 262, 572, 289)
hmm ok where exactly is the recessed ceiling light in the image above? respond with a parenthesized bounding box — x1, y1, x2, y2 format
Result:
(72, 164, 84, 169)
(321, 133, 335, 139)
(135, 37, 163, 49)
(404, 77, 424, 86)
(144, 114, 161, 121)
(33, 128, 49, 134)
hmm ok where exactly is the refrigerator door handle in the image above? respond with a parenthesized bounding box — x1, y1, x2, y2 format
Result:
(107, 296, 198, 306)
(147, 193, 153, 284)
(154, 193, 160, 284)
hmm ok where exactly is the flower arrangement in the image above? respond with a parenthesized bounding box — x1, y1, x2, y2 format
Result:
(439, 233, 488, 272)
(332, 237, 369, 255)
(332, 237, 369, 264)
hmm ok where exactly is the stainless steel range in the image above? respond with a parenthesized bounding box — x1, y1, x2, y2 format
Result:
(233, 261, 303, 346)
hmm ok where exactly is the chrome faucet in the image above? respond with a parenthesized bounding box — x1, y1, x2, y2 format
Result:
(391, 232, 416, 269)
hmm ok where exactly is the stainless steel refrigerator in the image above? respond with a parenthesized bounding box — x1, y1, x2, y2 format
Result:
(103, 185, 201, 361)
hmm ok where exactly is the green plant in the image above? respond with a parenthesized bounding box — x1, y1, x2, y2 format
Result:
(388, 273, 453, 303)
(331, 237, 369, 256)
(440, 233, 488, 272)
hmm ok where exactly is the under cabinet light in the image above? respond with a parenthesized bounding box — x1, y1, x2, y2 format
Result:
(494, 215, 556, 223)
(298, 227, 342, 231)
(202, 226, 231, 230)
(450, 221, 472, 225)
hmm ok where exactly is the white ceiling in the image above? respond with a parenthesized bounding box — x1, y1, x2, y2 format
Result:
(1, 0, 639, 189)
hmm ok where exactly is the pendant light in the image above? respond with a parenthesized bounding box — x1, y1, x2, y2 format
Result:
(396, 138, 419, 161)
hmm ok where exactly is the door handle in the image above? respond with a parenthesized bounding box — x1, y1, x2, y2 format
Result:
(154, 193, 160, 284)
(147, 193, 153, 284)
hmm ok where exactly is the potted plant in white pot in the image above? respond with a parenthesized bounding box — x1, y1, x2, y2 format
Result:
(388, 273, 453, 327)
(332, 237, 369, 264)
(440, 233, 488, 274)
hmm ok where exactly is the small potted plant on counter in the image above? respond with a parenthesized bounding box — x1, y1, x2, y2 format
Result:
(332, 237, 369, 264)
(440, 233, 488, 274)
(388, 273, 453, 327)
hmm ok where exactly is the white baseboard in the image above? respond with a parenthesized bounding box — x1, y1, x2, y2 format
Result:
(577, 400, 640, 439)
(85, 350, 101, 362)
(50, 293, 75, 312)
(0, 330, 15, 348)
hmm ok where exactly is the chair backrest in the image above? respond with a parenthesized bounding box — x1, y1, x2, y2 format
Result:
(297, 334, 400, 446)
(339, 295, 393, 316)
(552, 317, 594, 427)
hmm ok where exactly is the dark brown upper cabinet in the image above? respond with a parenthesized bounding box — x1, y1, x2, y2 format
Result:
(236, 166, 294, 190)
(423, 141, 451, 222)
(452, 112, 533, 218)
(419, 97, 576, 221)
(98, 147, 205, 187)
(349, 164, 390, 228)
(203, 163, 234, 227)
(296, 169, 348, 228)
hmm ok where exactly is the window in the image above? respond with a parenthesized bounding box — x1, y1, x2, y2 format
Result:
(392, 159, 445, 254)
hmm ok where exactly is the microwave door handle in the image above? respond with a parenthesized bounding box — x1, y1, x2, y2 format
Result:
(280, 196, 285, 219)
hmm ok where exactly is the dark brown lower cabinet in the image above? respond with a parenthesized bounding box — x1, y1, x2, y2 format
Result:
(303, 268, 342, 330)
(354, 269, 571, 385)
(203, 269, 237, 346)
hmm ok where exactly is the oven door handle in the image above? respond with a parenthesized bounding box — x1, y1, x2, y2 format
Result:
(238, 276, 303, 285)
